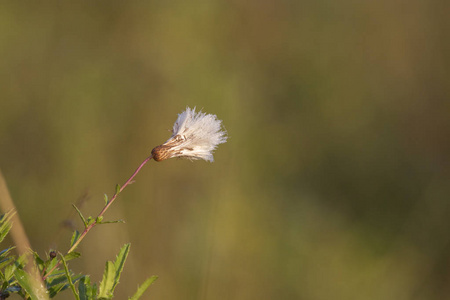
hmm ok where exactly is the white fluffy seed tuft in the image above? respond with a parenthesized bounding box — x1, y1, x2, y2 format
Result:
(151, 107, 227, 162)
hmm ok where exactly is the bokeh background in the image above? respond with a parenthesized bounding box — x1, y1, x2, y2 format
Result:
(0, 1, 449, 299)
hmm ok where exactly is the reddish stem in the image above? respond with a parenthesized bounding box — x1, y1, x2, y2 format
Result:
(43, 155, 153, 280)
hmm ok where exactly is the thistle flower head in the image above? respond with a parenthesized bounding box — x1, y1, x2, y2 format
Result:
(151, 107, 227, 162)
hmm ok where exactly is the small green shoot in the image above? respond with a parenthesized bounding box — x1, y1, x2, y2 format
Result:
(72, 204, 88, 228)
(128, 276, 158, 300)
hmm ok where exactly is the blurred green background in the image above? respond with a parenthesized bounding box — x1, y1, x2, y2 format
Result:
(0, 1, 449, 299)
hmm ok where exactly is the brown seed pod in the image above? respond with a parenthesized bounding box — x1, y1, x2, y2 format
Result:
(151, 145, 174, 162)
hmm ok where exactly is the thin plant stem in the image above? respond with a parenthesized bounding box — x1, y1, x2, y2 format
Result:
(43, 155, 153, 280)
(0, 168, 50, 299)
(0, 169, 32, 258)
(68, 155, 153, 253)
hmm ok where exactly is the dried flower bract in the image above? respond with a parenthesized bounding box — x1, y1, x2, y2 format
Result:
(151, 107, 227, 162)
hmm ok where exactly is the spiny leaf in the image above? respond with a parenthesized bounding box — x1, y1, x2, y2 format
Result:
(128, 276, 158, 300)
(73, 204, 88, 228)
(112, 244, 130, 292)
(98, 261, 115, 299)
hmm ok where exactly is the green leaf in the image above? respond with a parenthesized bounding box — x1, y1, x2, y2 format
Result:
(104, 194, 109, 205)
(45, 256, 60, 276)
(47, 271, 83, 298)
(0, 246, 15, 259)
(128, 276, 158, 300)
(4, 263, 17, 281)
(78, 275, 89, 300)
(73, 204, 88, 228)
(86, 216, 95, 226)
(0, 210, 15, 244)
(96, 216, 104, 223)
(45, 269, 65, 281)
(70, 230, 81, 248)
(16, 253, 28, 267)
(31, 251, 45, 272)
(43, 252, 80, 296)
(14, 269, 40, 300)
(60, 254, 80, 300)
(98, 261, 115, 299)
(115, 184, 121, 195)
(97, 219, 125, 225)
(0, 256, 14, 271)
(112, 244, 130, 292)
(0, 247, 15, 269)
(92, 283, 98, 297)
(0, 221, 12, 244)
(0, 270, 6, 283)
(78, 275, 97, 300)
(64, 252, 81, 262)
(46, 272, 70, 297)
